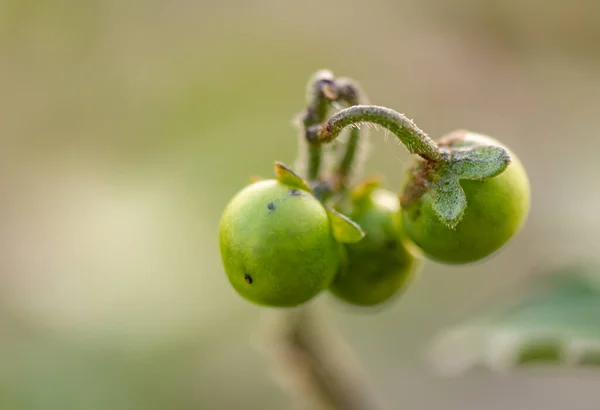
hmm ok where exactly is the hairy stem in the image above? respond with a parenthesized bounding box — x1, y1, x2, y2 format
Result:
(300, 70, 338, 182)
(309, 105, 443, 162)
(335, 127, 361, 187)
(260, 307, 389, 410)
(331, 78, 368, 191)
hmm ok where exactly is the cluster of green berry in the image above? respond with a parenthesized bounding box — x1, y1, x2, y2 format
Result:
(219, 71, 530, 309)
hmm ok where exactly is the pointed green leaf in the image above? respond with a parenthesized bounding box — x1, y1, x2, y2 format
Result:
(274, 162, 312, 192)
(429, 266, 600, 375)
(450, 145, 511, 180)
(328, 209, 365, 243)
(430, 172, 466, 229)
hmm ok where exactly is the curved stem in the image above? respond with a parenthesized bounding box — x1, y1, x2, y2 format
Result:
(310, 105, 443, 162)
(335, 127, 361, 187)
(299, 70, 338, 182)
(331, 78, 368, 191)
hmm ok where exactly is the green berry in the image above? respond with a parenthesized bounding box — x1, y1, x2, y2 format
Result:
(330, 185, 419, 306)
(219, 179, 340, 307)
(401, 133, 530, 264)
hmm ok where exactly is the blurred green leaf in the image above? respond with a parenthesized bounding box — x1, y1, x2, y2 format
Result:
(429, 266, 600, 374)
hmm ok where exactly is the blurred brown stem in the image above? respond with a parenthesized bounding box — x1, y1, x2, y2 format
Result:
(259, 307, 389, 410)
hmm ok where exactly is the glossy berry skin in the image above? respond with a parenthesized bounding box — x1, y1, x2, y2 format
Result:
(401, 134, 530, 264)
(219, 179, 340, 307)
(330, 188, 419, 306)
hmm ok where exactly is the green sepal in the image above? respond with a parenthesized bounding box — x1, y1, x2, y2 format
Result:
(428, 167, 467, 229)
(450, 145, 511, 180)
(274, 162, 313, 193)
(427, 143, 511, 228)
(327, 208, 365, 243)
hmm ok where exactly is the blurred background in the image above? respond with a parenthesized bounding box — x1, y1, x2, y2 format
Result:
(2, 0, 600, 409)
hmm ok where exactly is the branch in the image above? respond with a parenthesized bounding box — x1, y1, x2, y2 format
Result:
(259, 307, 390, 410)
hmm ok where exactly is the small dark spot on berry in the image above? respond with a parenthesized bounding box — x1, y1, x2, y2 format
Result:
(244, 274, 253, 284)
(290, 189, 304, 197)
(267, 202, 276, 212)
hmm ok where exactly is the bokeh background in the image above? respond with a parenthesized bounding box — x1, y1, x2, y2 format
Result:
(2, 0, 600, 409)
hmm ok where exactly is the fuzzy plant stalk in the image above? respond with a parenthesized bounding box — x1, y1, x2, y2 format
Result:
(295, 70, 337, 184)
(327, 77, 369, 192)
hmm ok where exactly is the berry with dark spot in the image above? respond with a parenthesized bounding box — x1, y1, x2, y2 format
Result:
(220, 179, 340, 307)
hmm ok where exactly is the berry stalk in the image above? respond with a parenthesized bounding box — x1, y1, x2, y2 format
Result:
(308, 105, 443, 162)
(331, 77, 369, 192)
(298, 70, 338, 182)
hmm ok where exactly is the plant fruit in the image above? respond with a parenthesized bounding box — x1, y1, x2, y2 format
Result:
(219, 179, 340, 307)
(330, 186, 419, 306)
(401, 132, 530, 264)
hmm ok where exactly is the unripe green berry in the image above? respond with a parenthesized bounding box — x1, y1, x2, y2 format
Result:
(330, 187, 419, 306)
(401, 133, 530, 264)
(219, 179, 340, 307)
